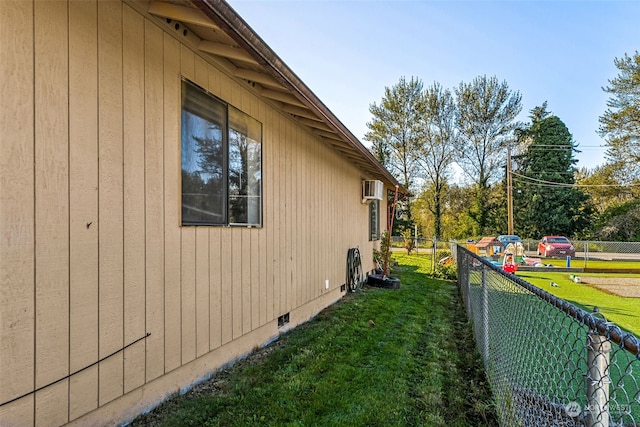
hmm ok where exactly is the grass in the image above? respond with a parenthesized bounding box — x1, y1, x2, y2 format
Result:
(535, 257, 640, 270)
(129, 254, 497, 427)
(515, 269, 640, 336)
(511, 263, 640, 424)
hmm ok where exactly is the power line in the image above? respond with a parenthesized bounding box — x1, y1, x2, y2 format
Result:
(512, 171, 640, 188)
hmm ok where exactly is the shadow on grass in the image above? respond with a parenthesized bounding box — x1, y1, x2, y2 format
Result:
(129, 255, 498, 427)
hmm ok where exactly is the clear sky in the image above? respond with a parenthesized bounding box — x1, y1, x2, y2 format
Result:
(227, 0, 639, 171)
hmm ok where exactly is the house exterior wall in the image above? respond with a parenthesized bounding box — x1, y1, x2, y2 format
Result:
(0, 1, 382, 426)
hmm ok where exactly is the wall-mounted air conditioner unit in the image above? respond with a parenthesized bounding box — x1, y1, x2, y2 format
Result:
(362, 180, 384, 203)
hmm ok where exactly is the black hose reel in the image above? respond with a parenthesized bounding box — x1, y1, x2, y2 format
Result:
(346, 247, 364, 292)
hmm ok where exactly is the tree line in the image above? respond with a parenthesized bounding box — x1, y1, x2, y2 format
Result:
(365, 51, 640, 241)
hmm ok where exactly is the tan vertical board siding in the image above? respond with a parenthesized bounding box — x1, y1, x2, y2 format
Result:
(209, 227, 222, 350)
(313, 134, 320, 299)
(283, 114, 291, 314)
(179, 46, 196, 365)
(162, 108, 183, 364)
(181, 219, 198, 364)
(144, 19, 165, 382)
(306, 131, 315, 300)
(284, 124, 293, 309)
(97, 0, 125, 406)
(123, 3, 147, 394)
(241, 228, 251, 334)
(319, 142, 327, 299)
(304, 134, 312, 298)
(276, 114, 285, 316)
(334, 151, 341, 291)
(68, 0, 99, 419)
(231, 228, 243, 339)
(264, 106, 275, 323)
(33, 1, 70, 425)
(162, 36, 182, 373)
(321, 142, 328, 294)
(291, 127, 299, 309)
(306, 134, 313, 297)
(286, 121, 294, 312)
(196, 227, 210, 357)
(271, 109, 281, 321)
(257, 100, 268, 327)
(316, 140, 323, 296)
(195, 57, 210, 357)
(0, 1, 35, 424)
(220, 227, 233, 344)
(298, 132, 307, 302)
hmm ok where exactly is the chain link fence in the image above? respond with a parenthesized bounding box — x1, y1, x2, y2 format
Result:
(454, 244, 640, 427)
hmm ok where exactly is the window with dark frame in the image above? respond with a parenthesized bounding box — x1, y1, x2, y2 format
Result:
(181, 79, 262, 226)
(369, 200, 380, 241)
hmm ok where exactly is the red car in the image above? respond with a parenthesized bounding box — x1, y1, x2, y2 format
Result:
(537, 236, 576, 258)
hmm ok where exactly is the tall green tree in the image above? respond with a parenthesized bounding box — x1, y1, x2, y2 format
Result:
(513, 110, 591, 238)
(415, 82, 457, 239)
(366, 76, 426, 193)
(599, 51, 640, 180)
(454, 75, 522, 234)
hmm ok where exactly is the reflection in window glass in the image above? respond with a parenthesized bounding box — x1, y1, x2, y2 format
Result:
(180, 79, 262, 227)
(181, 80, 226, 225)
(228, 106, 262, 226)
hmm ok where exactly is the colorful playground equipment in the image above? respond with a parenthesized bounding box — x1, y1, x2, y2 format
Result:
(502, 251, 518, 273)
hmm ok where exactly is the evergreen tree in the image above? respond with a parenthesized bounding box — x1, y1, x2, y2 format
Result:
(513, 110, 591, 238)
(598, 51, 640, 180)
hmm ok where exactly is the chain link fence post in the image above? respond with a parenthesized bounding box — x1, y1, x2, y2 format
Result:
(584, 241, 589, 269)
(481, 265, 489, 364)
(586, 331, 611, 427)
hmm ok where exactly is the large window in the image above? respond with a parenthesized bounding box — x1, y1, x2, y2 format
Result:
(181, 79, 262, 226)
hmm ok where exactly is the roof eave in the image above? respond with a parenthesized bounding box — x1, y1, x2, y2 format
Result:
(191, 0, 405, 192)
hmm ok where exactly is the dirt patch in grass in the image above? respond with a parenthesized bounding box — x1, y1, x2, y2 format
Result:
(581, 277, 640, 298)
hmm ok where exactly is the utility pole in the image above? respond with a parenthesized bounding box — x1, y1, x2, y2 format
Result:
(507, 145, 514, 235)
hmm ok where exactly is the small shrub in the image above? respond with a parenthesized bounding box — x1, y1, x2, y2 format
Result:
(433, 263, 457, 280)
(373, 230, 395, 273)
(431, 249, 456, 280)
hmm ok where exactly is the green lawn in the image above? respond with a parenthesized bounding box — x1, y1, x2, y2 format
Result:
(512, 264, 640, 424)
(129, 254, 497, 427)
(515, 269, 640, 336)
(535, 257, 640, 270)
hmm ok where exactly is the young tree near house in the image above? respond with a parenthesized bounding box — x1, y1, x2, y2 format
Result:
(366, 76, 426, 193)
(442, 184, 478, 239)
(415, 82, 457, 239)
(513, 108, 591, 238)
(599, 51, 640, 180)
(454, 75, 522, 234)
